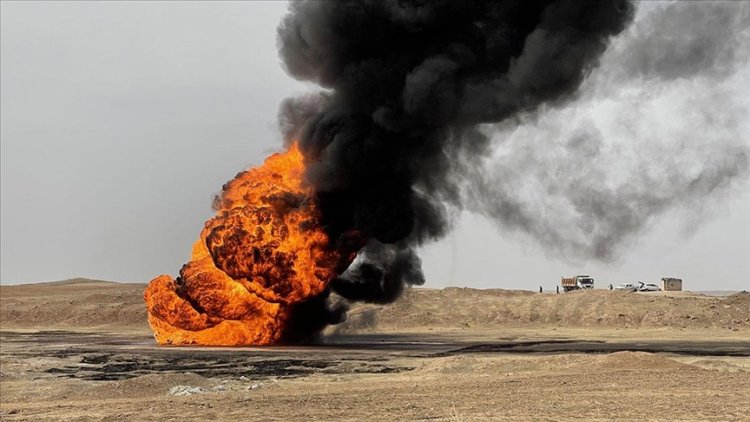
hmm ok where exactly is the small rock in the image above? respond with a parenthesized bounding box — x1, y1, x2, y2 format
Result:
(169, 385, 205, 396)
(247, 382, 264, 391)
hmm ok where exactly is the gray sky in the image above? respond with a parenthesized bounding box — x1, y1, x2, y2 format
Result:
(2, 1, 748, 291)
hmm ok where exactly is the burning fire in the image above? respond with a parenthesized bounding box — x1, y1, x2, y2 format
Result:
(144, 143, 354, 345)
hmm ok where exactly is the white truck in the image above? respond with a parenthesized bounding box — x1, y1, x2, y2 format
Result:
(636, 281, 660, 292)
(615, 282, 638, 292)
(560, 275, 595, 292)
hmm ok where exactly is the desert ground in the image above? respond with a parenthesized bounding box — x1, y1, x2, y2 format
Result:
(1, 279, 749, 421)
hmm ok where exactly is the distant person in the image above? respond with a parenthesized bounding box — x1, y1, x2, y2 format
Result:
(609, 283, 613, 290)
(556, 286, 560, 294)
(539, 286, 543, 293)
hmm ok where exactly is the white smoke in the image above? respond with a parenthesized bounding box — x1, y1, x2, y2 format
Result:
(469, 1, 750, 260)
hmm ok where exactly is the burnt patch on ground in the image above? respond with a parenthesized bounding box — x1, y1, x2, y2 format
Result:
(0, 332, 410, 382)
(46, 353, 405, 381)
(3, 330, 748, 384)
(41, 352, 407, 381)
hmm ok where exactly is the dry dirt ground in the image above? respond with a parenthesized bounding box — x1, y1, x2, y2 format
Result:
(1, 279, 749, 421)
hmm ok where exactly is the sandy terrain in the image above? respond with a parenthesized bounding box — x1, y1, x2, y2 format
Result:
(1, 279, 749, 421)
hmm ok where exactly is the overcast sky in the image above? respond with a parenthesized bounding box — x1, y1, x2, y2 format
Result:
(2, 1, 748, 291)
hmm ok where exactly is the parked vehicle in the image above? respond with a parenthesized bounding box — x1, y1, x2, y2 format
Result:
(560, 275, 595, 292)
(637, 281, 660, 292)
(614, 282, 638, 292)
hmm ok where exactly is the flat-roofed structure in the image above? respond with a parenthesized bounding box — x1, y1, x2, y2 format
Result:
(661, 277, 683, 291)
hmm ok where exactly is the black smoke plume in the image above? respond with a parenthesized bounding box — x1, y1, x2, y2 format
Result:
(275, 0, 634, 335)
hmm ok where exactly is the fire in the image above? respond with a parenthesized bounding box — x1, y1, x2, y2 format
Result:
(144, 143, 352, 345)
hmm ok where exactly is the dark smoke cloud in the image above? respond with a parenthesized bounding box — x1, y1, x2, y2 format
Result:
(467, 1, 750, 261)
(331, 242, 424, 304)
(276, 0, 634, 313)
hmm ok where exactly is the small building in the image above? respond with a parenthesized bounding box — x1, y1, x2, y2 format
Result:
(661, 277, 683, 291)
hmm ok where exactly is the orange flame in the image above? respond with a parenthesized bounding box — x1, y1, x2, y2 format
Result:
(144, 143, 351, 345)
